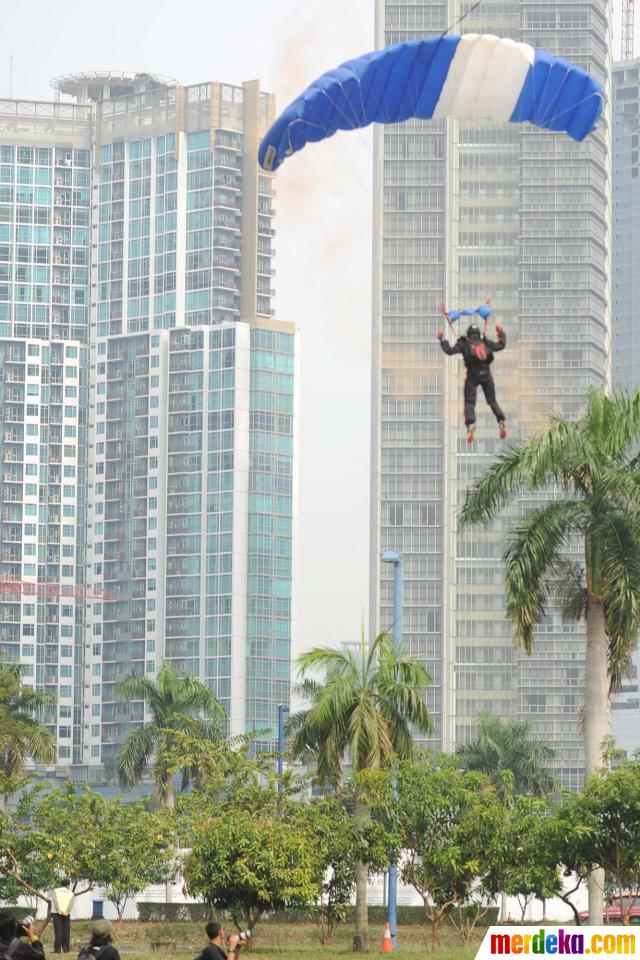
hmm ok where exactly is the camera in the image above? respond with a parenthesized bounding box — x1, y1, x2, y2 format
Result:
(227, 931, 251, 946)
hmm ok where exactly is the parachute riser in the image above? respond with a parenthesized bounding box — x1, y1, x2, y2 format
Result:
(439, 298, 492, 337)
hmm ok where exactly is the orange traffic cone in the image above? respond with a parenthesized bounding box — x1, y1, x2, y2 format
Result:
(382, 922, 393, 953)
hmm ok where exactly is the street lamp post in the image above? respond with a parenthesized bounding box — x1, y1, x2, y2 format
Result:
(381, 549, 403, 951)
(277, 703, 290, 792)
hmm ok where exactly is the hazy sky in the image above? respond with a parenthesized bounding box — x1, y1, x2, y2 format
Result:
(0, 0, 375, 655)
(0, 0, 627, 658)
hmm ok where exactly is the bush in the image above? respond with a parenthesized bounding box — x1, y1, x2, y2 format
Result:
(136, 903, 436, 925)
(135, 902, 498, 926)
(137, 903, 215, 923)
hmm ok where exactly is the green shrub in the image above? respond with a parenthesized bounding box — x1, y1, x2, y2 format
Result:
(134, 902, 498, 927)
(137, 903, 215, 923)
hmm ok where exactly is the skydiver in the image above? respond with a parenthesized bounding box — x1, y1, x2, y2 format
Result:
(437, 322, 507, 444)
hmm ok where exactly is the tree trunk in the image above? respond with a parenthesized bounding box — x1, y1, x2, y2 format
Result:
(500, 892, 508, 922)
(159, 787, 175, 904)
(585, 597, 610, 926)
(353, 796, 369, 953)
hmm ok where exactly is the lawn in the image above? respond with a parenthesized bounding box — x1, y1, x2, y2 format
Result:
(48, 921, 483, 960)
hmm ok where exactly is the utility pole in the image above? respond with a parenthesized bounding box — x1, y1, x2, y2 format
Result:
(623, 0, 635, 61)
(381, 550, 404, 951)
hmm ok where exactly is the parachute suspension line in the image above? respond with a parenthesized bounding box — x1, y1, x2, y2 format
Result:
(483, 297, 491, 335)
(439, 0, 483, 39)
(332, 79, 364, 131)
(538, 70, 573, 127)
(544, 92, 603, 130)
(318, 88, 362, 135)
(439, 302, 457, 336)
(282, 119, 370, 208)
(332, 77, 378, 168)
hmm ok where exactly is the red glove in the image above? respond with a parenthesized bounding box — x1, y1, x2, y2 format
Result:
(436, 330, 444, 341)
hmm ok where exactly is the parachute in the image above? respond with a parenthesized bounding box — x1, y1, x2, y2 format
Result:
(259, 33, 603, 172)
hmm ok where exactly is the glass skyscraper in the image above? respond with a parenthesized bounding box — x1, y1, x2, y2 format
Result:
(611, 58, 640, 759)
(0, 100, 93, 766)
(0, 74, 296, 779)
(371, 1, 611, 786)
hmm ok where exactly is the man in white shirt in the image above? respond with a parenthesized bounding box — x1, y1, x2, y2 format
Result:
(51, 881, 74, 954)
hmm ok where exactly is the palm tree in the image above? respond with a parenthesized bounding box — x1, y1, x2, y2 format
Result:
(290, 630, 433, 952)
(0, 662, 55, 806)
(456, 714, 555, 799)
(459, 388, 640, 924)
(456, 714, 556, 925)
(117, 663, 226, 806)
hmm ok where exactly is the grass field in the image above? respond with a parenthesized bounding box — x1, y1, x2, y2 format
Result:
(43, 921, 483, 960)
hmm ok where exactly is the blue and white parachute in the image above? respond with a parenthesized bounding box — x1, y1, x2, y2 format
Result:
(259, 34, 603, 172)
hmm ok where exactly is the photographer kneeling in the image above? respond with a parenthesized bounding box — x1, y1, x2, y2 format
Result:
(196, 923, 248, 960)
(0, 911, 45, 960)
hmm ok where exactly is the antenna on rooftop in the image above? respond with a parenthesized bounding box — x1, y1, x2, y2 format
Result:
(623, 0, 635, 60)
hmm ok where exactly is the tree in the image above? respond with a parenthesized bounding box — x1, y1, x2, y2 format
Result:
(552, 760, 640, 926)
(289, 630, 433, 952)
(299, 794, 390, 946)
(459, 388, 640, 923)
(367, 756, 505, 948)
(0, 662, 55, 806)
(484, 795, 561, 923)
(183, 800, 320, 932)
(0, 785, 175, 924)
(97, 803, 175, 920)
(456, 715, 555, 799)
(117, 663, 225, 805)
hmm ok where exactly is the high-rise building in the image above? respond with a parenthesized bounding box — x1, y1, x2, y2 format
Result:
(371, 1, 612, 787)
(0, 74, 296, 779)
(611, 58, 640, 759)
(0, 99, 93, 765)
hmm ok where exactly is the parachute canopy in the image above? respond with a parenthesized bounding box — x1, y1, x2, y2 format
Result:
(259, 33, 603, 172)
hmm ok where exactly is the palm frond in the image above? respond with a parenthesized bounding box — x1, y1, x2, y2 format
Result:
(553, 559, 588, 622)
(456, 714, 555, 798)
(594, 508, 640, 689)
(585, 388, 640, 463)
(119, 673, 165, 714)
(504, 499, 586, 653)
(296, 645, 359, 679)
(117, 724, 159, 788)
(459, 416, 588, 530)
(294, 631, 433, 784)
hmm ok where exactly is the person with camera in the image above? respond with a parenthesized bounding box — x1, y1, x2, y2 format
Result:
(0, 911, 45, 960)
(77, 920, 120, 960)
(196, 922, 249, 960)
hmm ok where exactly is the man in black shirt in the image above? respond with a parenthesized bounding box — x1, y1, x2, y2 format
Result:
(438, 322, 507, 444)
(196, 923, 243, 960)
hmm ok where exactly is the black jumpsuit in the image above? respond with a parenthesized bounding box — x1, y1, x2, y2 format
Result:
(439, 330, 506, 426)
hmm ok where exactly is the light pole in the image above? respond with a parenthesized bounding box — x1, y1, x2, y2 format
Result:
(277, 703, 290, 794)
(382, 549, 403, 951)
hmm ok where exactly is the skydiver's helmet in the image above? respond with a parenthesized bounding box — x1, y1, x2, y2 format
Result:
(467, 324, 481, 338)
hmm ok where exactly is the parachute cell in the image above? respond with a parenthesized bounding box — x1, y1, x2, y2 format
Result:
(259, 33, 603, 172)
